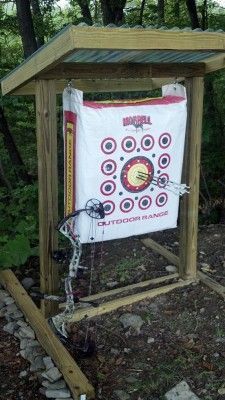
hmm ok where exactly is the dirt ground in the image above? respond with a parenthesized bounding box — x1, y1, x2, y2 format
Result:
(1, 224, 225, 400)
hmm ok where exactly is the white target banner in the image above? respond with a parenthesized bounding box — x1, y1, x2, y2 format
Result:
(63, 87, 187, 243)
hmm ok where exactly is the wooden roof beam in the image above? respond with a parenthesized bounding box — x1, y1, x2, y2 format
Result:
(38, 62, 205, 80)
(11, 77, 184, 96)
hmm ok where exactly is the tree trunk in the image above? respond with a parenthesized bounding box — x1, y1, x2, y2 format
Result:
(0, 107, 32, 184)
(77, 0, 93, 25)
(201, 0, 208, 30)
(0, 158, 12, 190)
(100, 0, 127, 26)
(185, 0, 200, 29)
(15, 0, 38, 58)
(30, 0, 45, 47)
(158, 0, 165, 25)
(139, 0, 146, 25)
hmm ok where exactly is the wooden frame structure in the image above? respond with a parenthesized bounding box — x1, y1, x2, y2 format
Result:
(1, 24, 225, 399)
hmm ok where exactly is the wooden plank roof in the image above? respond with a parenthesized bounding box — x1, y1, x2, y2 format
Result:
(1, 24, 225, 95)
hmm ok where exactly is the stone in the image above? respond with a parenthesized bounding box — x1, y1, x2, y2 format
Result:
(119, 313, 144, 333)
(110, 348, 120, 355)
(0, 289, 8, 300)
(18, 326, 35, 339)
(4, 296, 15, 305)
(17, 320, 28, 328)
(42, 380, 66, 390)
(11, 310, 23, 319)
(45, 389, 71, 398)
(21, 277, 35, 290)
(165, 265, 177, 273)
(19, 370, 28, 378)
(125, 376, 139, 383)
(218, 387, 225, 395)
(106, 281, 119, 288)
(147, 337, 155, 344)
(165, 380, 200, 400)
(30, 356, 45, 372)
(42, 367, 62, 382)
(0, 301, 5, 310)
(3, 321, 18, 334)
(113, 390, 130, 400)
(6, 303, 18, 314)
(20, 339, 39, 350)
(43, 356, 54, 370)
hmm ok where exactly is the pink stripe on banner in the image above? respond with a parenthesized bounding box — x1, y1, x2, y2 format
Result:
(83, 96, 185, 109)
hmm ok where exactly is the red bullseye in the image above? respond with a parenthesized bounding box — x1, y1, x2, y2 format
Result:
(120, 198, 134, 213)
(101, 159, 117, 176)
(158, 153, 170, 169)
(121, 136, 136, 153)
(138, 195, 152, 210)
(103, 200, 115, 215)
(159, 133, 171, 149)
(100, 180, 116, 196)
(101, 137, 117, 154)
(156, 192, 168, 207)
(121, 156, 154, 193)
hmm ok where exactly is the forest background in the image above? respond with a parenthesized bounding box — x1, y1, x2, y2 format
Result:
(0, 0, 225, 269)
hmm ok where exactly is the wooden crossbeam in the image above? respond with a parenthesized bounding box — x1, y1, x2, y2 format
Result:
(11, 77, 183, 96)
(39, 62, 205, 80)
(0, 269, 95, 400)
(198, 271, 225, 300)
(141, 238, 179, 267)
(65, 279, 194, 323)
(59, 273, 179, 309)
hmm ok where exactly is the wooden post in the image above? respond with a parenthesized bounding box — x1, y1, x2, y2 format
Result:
(179, 77, 204, 279)
(0, 270, 95, 399)
(36, 80, 59, 317)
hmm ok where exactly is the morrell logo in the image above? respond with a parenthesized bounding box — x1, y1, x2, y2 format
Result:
(123, 115, 152, 132)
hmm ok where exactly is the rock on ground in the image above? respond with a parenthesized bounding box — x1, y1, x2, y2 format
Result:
(164, 380, 200, 400)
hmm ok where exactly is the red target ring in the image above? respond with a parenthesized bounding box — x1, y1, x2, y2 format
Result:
(121, 156, 154, 193)
(141, 134, 154, 151)
(158, 153, 171, 169)
(100, 180, 116, 196)
(138, 195, 152, 210)
(121, 136, 136, 153)
(157, 173, 169, 188)
(101, 159, 117, 176)
(156, 192, 168, 207)
(103, 200, 115, 216)
(101, 137, 117, 154)
(159, 133, 172, 149)
(120, 198, 134, 213)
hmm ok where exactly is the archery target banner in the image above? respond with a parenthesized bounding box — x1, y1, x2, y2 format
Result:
(63, 87, 187, 243)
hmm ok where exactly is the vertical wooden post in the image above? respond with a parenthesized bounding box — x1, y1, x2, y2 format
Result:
(179, 77, 204, 279)
(36, 80, 58, 317)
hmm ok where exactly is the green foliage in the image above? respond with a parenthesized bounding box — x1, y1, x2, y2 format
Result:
(0, 184, 39, 269)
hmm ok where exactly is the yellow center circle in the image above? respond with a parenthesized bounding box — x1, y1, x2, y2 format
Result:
(127, 163, 149, 186)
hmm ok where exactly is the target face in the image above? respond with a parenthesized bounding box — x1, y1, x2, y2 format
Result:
(141, 134, 154, 151)
(121, 136, 136, 153)
(120, 198, 134, 213)
(159, 133, 171, 149)
(156, 192, 168, 207)
(138, 195, 152, 210)
(157, 173, 169, 188)
(64, 88, 187, 243)
(100, 180, 116, 196)
(121, 156, 154, 193)
(158, 153, 171, 169)
(101, 159, 117, 176)
(103, 200, 115, 215)
(101, 137, 117, 154)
